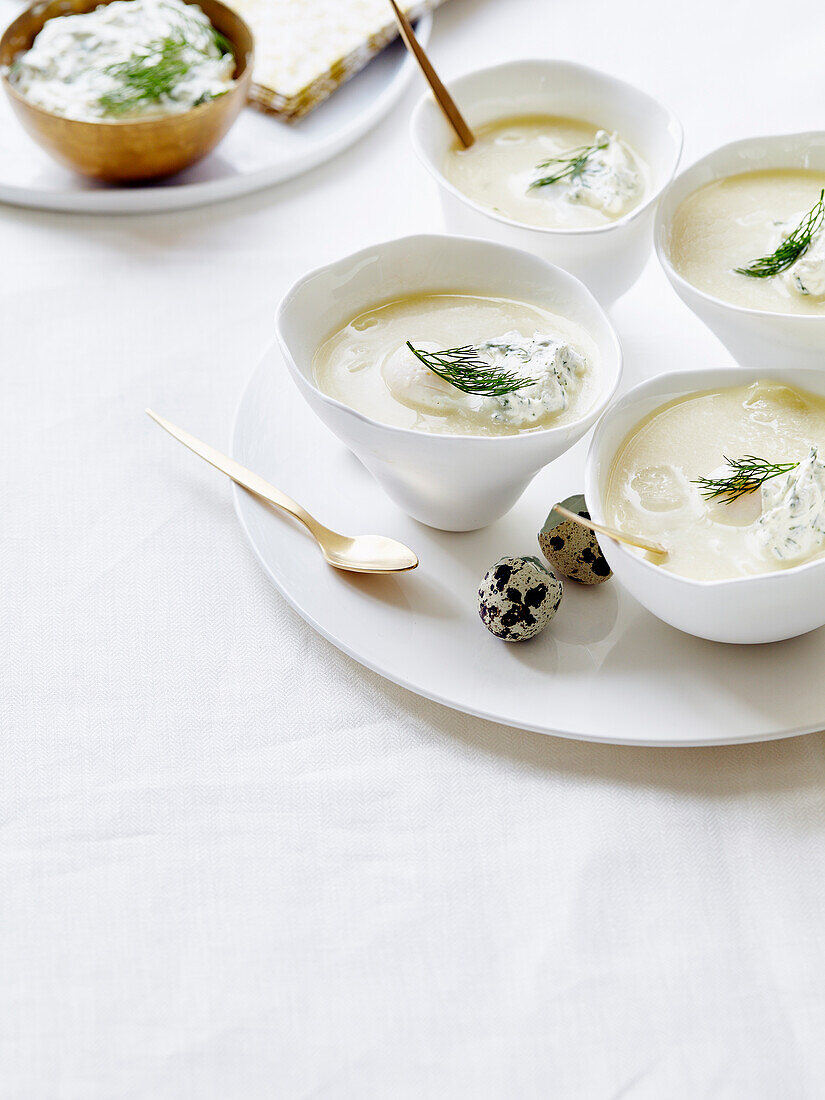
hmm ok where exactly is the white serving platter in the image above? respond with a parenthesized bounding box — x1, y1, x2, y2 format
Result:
(233, 343, 825, 747)
(0, 13, 431, 213)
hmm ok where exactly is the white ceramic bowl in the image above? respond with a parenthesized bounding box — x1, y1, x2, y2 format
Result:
(410, 59, 683, 305)
(276, 234, 622, 531)
(585, 365, 825, 644)
(656, 132, 825, 370)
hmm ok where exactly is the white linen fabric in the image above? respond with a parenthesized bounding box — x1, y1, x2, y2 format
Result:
(3, 0, 825, 1095)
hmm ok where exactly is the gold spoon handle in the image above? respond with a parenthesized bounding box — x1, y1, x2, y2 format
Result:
(388, 0, 474, 148)
(146, 409, 326, 541)
(553, 503, 667, 558)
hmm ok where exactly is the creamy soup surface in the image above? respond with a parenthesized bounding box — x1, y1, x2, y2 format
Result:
(605, 380, 825, 580)
(442, 115, 647, 229)
(312, 293, 600, 437)
(670, 170, 825, 314)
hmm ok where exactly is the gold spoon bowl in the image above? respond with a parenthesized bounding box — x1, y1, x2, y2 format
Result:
(0, 0, 253, 183)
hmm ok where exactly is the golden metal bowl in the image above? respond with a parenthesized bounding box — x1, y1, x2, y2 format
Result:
(0, 0, 253, 183)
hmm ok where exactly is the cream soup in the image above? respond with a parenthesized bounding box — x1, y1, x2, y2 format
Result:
(605, 380, 825, 579)
(442, 115, 646, 230)
(312, 293, 600, 437)
(670, 169, 825, 314)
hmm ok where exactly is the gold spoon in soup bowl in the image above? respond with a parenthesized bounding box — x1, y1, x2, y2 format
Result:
(553, 503, 667, 558)
(388, 0, 474, 148)
(147, 410, 419, 574)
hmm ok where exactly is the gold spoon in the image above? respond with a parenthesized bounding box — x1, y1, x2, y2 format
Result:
(553, 503, 668, 558)
(146, 410, 419, 574)
(388, 0, 474, 148)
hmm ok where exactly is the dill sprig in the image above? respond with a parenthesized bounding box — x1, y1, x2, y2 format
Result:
(734, 191, 825, 279)
(693, 456, 800, 504)
(97, 21, 232, 116)
(406, 342, 537, 397)
(211, 28, 235, 58)
(529, 133, 609, 191)
(99, 34, 192, 115)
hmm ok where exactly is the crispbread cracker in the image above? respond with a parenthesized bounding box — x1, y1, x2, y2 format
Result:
(227, 0, 446, 120)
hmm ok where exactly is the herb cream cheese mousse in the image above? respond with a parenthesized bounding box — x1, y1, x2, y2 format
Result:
(312, 293, 600, 437)
(670, 170, 825, 314)
(442, 116, 647, 229)
(7, 0, 235, 121)
(604, 380, 825, 580)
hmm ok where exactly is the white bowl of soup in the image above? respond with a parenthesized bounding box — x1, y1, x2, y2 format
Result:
(409, 59, 683, 305)
(656, 133, 825, 369)
(276, 234, 622, 531)
(585, 366, 825, 643)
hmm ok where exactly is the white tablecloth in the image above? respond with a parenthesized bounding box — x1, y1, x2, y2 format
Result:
(5, 0, 825, 1095)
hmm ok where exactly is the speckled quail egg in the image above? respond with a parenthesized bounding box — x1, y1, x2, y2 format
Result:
(478, 556, 563, 641)
(538, 494, 612, 584)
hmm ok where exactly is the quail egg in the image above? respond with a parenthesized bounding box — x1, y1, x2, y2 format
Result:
(538, 494, 612, 584)
(478, 556, 563, 641)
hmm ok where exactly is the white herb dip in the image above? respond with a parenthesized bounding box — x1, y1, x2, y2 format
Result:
(381, 330, 587, 430)
(455, 332, 586, 429)
(8, 0, 234, 121)
(749, 447, 825, 563)
(781, 224, 825, 299)
(531, 130, 641, 218)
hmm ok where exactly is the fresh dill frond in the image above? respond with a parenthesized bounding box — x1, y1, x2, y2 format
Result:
(693, 456, 800, 504)
(97, 17, 231, 117)
(734, 191, 825, 279)
(211, 28, 234, 58)
(99, 34, 191, 115)
(529, 133, 609, 191)
(406, 342, 537, 397)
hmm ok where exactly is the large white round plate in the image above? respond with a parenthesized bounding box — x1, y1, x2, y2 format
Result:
(0, 13, 431, 213)
(232, 344, 825, 747)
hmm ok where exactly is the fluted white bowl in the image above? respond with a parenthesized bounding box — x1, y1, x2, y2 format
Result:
(276, 234, 622, 531)
(410, 59, 683, 305)
(656, 132, 825, 370)
(585, 365, 825, 644)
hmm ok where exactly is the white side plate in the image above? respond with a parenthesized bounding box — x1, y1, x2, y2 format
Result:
(0, 14, 431, 213)
(232, 344, 825, 747)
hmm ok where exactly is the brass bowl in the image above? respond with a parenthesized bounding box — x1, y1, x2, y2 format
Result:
(0, 0, 253, 183)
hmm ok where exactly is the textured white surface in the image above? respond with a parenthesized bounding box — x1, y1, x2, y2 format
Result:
(3, 0, 825, 1096)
